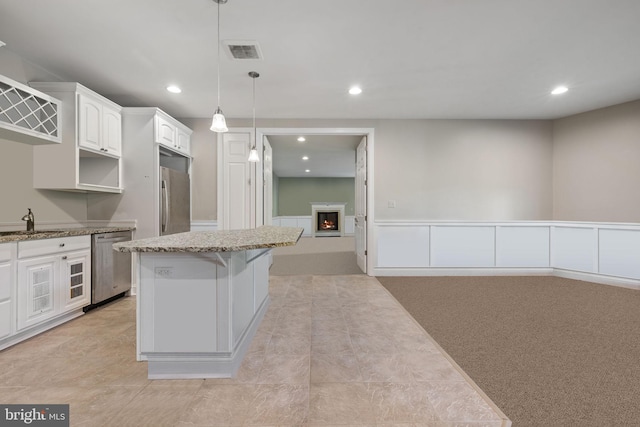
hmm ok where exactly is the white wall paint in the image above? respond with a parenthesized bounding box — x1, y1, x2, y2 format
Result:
(180, 118, 217, 221)
(191, 118, 554, 222)
(375, 120, 553, 220)
(553, 100, 640, 222)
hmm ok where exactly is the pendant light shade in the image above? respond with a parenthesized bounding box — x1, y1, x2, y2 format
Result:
(210, 0, 228, 133)
(248, 147, 260, 162)
(248, 71, 260, 162)
(210, 107, 228, 132)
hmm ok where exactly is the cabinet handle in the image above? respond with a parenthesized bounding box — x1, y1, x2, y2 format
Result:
(62, 256, 68, 260)
(59, 243, 65, 247)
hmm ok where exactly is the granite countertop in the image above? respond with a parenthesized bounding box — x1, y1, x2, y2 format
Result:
(0, 227, 135, 243)
(113, 226, 304, 253)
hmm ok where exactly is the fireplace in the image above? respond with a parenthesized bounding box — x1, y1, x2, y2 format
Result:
(317, 211, 339, 231)
(311, 202, 346, 237)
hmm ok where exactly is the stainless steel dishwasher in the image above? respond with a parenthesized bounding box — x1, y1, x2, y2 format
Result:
(86, 230, 133, 310)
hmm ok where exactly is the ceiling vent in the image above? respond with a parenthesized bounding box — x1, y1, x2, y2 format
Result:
(224, 40, 263, 60)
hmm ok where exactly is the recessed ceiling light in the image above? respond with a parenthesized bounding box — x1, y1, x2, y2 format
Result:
(349, 86, 362, 95)
(551, 85, 568, 95)
(305, 169, 310, 173)
(0, 41, 5, 48)
(297, 136, 306, 142)
(302, 156, 309, 161)
(166, 85, 182, 94)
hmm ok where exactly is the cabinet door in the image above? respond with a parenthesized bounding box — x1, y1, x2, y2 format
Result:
(60, 250, 91, 312)
(155, 115, 176, 148)
(0, 260, 12, 339)
(102, 105, 122, 157)
(17, 255, 58, 330)
(0, 300, 10, 340)
(78, 94, 103, 152)
(176, 127, 190, 155)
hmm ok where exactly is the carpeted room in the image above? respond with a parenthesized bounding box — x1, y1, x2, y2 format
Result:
(272, 235, 640, 426)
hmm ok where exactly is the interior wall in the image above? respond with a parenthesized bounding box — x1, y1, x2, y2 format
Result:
(553, 100, 640, 222)
(180, 118, 217, 221)
(195, 118, 555, 222)
(277, 178, 355, 216)
(0, 49, 88, 224)
(375, 119, 554, 220)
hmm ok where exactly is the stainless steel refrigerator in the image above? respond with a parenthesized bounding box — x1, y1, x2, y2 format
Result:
(160, 166, 191, 235)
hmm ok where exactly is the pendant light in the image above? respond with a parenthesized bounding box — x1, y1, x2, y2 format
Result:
(248, 71, 260, 162)
(210, 0, 228, 132)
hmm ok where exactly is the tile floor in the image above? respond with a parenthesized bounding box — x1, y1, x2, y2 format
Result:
(0, 274, 510, 426)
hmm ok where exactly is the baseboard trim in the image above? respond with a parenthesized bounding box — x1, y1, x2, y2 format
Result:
(373, 267, 553, 277)
(553, 269, 640, 290)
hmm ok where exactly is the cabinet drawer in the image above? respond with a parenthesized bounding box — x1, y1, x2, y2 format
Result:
(0, 242, 15, 261)
(0, 263, 10, 300)
(18, 235, 91, 259)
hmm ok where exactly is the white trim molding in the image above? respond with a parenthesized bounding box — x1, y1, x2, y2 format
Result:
(373, 220, 640, 290)
(191, 220, 218, 232)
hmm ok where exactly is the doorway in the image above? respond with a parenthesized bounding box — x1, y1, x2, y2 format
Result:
(256, 128, 374, 274)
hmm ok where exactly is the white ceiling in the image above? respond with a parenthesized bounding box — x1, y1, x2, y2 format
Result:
(268, 135, 362, 178)
(1, 0, 639, 176)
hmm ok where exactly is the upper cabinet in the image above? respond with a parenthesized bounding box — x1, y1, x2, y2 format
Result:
(29, 82, 123, 193)
(0, 74, 62, 145)
(155, 111, 191, 156)
(78, 93, 122, 157)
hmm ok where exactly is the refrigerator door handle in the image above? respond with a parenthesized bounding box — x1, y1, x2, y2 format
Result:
(161, 180, 169, 233)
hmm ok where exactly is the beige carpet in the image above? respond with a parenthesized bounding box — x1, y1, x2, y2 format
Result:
(377, 275, 640, 427)
(270, 236, 363, 275)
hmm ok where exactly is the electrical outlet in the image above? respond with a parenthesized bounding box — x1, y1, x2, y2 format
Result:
(155, 267, 173, 278)
(388, 200, 396, 208)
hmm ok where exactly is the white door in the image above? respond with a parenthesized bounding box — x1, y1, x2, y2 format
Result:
(263, 137, 273, 225)
(355, 136, 367, 273)
(218, 130, 254, 230)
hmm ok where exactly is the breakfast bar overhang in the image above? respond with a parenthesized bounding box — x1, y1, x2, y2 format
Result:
(114, 226, 303, 379)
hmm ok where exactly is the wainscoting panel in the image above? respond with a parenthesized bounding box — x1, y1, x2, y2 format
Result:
(377, 225, 429, 268)
(431, 226, 495, 267)
(551, 226, 597, 273)
(373, 221, 640, 289)
(496, 226, 550, 267)
(598, 229, 640, 279)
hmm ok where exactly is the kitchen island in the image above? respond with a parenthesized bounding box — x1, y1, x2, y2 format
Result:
(113, 226, 303, 379)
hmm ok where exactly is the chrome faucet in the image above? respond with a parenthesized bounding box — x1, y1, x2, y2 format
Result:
(21, 208, 34, 232)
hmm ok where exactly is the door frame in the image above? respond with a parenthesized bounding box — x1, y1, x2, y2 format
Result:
(255, 127, 375, 275)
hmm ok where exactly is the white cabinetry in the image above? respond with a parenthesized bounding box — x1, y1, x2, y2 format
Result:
(0, 74, 62, 145)
(138, 248, 271, 378)
(155, 111, 191, 156)
(0, 243, 16, 340)
(78, 93, 122, 157)
(30, 82, 123, 193)
(88, 107, 192, 240)
(16, 236, 91, 331)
